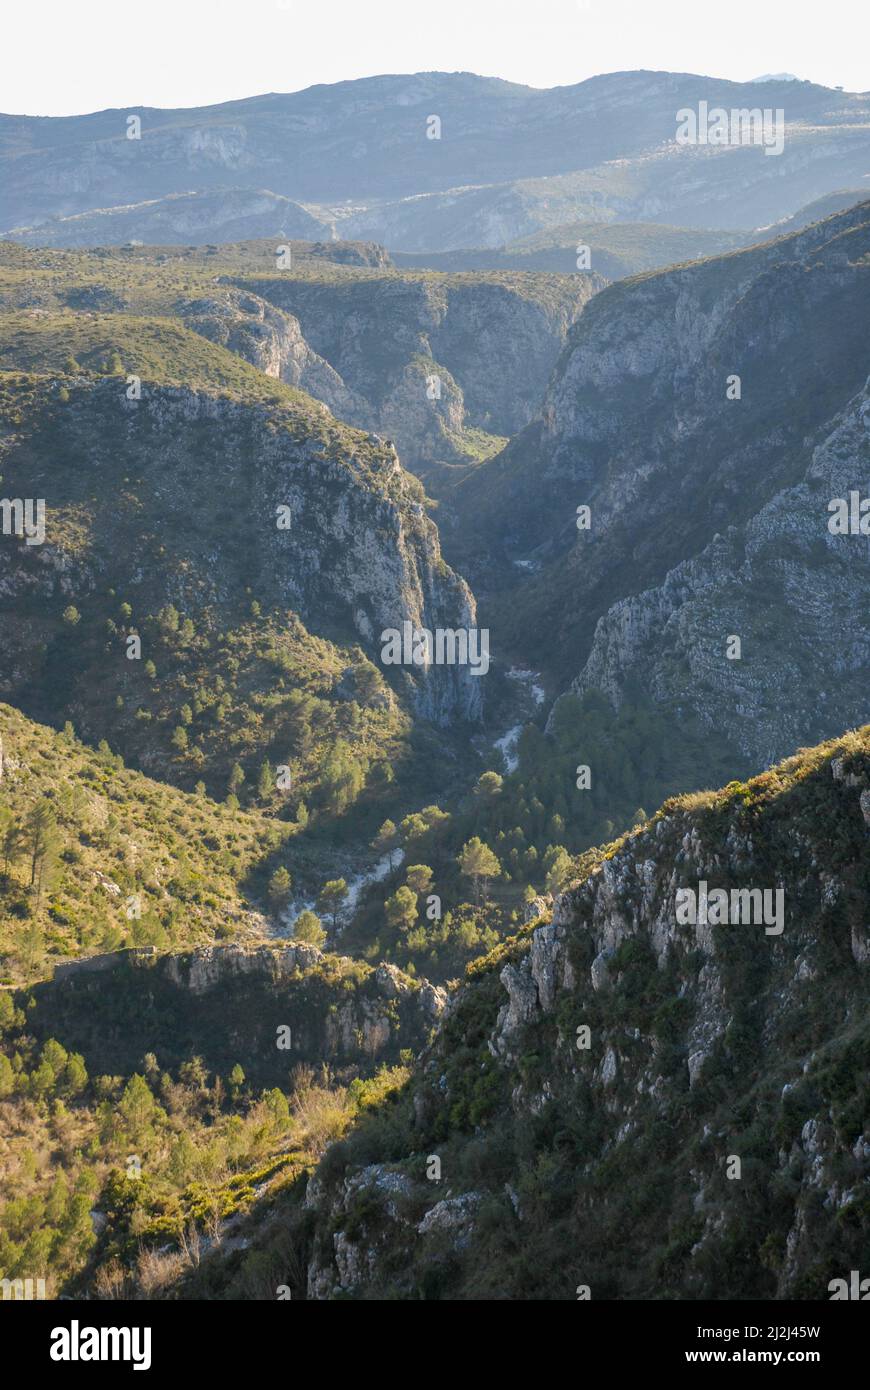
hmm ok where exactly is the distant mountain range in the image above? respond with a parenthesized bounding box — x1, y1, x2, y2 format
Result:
(3, 71, 869, 251)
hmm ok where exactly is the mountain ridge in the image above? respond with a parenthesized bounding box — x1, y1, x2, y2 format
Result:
(3, 69, 868, 237)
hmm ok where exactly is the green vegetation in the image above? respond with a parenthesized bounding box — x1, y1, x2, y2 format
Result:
(0, 973, 410, 1298)
(1, 219, 867, 1304)
(394, 220, 747, 280)
(0, 704, 290, 982)
(336, 689, 748, 982)
(248, 725, 870, 1301)
(0, 311, 321, 411)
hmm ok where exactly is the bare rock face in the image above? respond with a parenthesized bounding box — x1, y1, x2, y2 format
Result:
(306, 1167, 485, 1298)
(231, 270, 598, 473)
(461, 201, 870, 777)
(324, 1000, 394, 1056)
(570, 376, 870, 769)
(491, 960, 540, 1058)
(416, 1192, 482, 1245)
(179, 288, 366, 425)
(490, 916, 578, 1058)
(378, 359, 468, 469)
(0, 376, 483, 726)
(418, 981, 448, 1020)
(306, 1165, 416, 1298)
(523, 892, 552, 923)
(162, 942, 322, 994)
(375, 962, 410, 999)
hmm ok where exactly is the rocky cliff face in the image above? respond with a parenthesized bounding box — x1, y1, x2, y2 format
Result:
(298, 727, 870, 1299)
(0, 375, 482, 725)
(178, 287, 366, 423)
(571, 377, 870, 768)
(454, 199, 870, 761)
(225, 270, 601, 473)
(32, 942, 447, 1088)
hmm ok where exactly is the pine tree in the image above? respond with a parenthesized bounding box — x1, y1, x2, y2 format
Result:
(0, 1054, 14, 1098)
(46, 1171, 70, 1225)
(320, 741, 364, 815)
(118, 1074, 157, 1141)
(385, 886, 418, 934)
(544, 846, 574, 895)
(26, 802, 62, 907)
(257, 762, 274, 801)
(293, 910, 326, 947)
(405, 864, 434, 895)
(61, 1053, 88, 1097)
(372, 818, 399, 870)
(0, 808, 23, 879)
(458, 837, 502, 904)
(268, 866, 292, 907)
(316, 879, 348, 941)
(474, 771, 504, 801)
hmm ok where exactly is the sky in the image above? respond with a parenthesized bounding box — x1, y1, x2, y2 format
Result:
(2, 0, 868, 116)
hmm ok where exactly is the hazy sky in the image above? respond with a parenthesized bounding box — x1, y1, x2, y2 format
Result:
(3, 0, 868, 116)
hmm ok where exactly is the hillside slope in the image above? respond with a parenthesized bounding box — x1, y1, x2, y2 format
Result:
(28, 941, 446, 1089)
(0, 702, 289, 981)
(0, 345, 480, 785)
(234, 725, 870, 1300)
(393, 222, 747, 280)
(4, 188, 331, 248)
